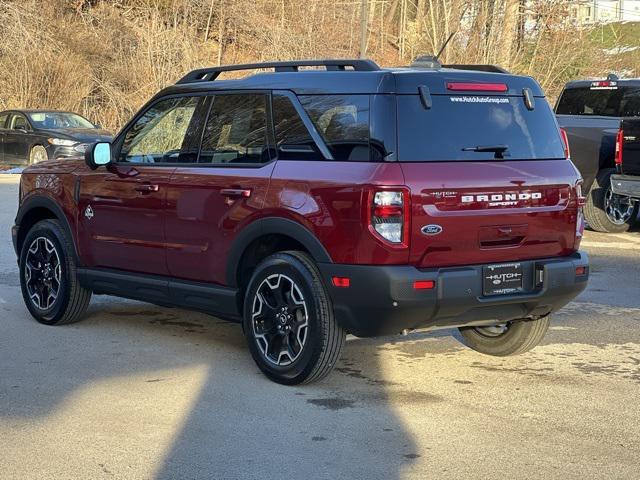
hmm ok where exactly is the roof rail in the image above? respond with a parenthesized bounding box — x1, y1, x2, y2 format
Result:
(443, 64, 509, 74)
(176, 59, 381, 84)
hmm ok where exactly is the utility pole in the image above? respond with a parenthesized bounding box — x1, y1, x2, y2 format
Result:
(360, 0, 368, 58)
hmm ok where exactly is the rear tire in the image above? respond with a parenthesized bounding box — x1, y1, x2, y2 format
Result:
(19, 219, 91, 325)
(29, 145, 49, 165)
(242, 251, 345, 385)
(584, 168, 638, 233)
(458, 316, 550, 357)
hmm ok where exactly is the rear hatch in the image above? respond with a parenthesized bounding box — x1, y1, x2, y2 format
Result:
(395, 71, 581, 268)
(620, 118, 640, 176)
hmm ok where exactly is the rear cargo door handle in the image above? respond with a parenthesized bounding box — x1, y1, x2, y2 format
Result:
(220, 188, 252, 198)
(134, 184, 159, 193)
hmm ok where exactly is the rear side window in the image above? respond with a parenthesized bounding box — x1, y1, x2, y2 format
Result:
(398, 95, 565, 161)
(299, 95, 371, 161)
(272, 94, 319, 160)
(556, 86, 640, 117)
(199, 94, 271, 164)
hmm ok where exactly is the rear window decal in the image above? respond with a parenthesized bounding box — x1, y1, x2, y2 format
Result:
(450, 96, 509, 104)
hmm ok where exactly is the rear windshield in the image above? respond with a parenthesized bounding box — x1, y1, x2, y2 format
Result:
(555, 86, 640, 117)
(398, 95, 565, 161)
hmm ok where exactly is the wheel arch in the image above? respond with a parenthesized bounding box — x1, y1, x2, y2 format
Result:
(15, 195, 78, 260)
(227, 217, 332, 290)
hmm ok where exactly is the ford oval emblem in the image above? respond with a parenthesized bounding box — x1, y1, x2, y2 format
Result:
(421, 224, 443, 236)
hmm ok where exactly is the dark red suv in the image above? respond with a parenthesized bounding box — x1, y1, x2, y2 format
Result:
(12, 59, 589, 384)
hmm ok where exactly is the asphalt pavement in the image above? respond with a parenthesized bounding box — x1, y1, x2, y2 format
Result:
(0, 174, 638, 479)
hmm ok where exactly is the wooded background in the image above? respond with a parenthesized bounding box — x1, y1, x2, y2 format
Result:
(0, 0, 637, 131)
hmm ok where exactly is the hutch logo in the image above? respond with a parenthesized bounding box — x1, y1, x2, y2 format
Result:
(461, 192, 542, 207)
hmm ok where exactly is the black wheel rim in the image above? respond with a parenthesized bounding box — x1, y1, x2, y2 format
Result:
(25, 237, 62, 311)
(605, 187, 635, 225)
(251, 274, 309, 366)
(474, 323, 509, 337)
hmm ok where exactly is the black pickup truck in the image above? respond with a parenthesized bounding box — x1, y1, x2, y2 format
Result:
(556, 76, 640, 233)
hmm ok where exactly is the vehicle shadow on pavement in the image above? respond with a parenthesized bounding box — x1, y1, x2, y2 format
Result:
(0, 292, 421, 479)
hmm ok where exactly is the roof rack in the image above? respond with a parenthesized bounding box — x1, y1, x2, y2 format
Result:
(176, 59, 381, 84)
(443, 64, 509, 74)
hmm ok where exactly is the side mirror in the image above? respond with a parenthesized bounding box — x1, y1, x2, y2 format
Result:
(85, 142, 112, 170)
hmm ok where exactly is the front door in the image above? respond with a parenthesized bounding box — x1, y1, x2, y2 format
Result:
(76, 95, 206, 276)
(165, 92, 275, 285)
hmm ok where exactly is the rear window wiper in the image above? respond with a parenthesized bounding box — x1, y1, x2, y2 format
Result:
(462, 144, 509, 159)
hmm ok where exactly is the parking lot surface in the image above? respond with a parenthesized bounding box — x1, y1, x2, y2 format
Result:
(0, 174, 638, 479)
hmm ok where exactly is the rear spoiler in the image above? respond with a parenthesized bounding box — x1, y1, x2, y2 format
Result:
(443, 64, 509, 74)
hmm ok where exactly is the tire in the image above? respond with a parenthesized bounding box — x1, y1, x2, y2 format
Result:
(584, 168, 638, 233)
(458, 316, 550, 357)
(242, 251, 345, 385)
(29, 145, 49, 165)
(19, 219, 91, 325)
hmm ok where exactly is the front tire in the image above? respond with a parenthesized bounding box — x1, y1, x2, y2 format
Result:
(19, 219, 91, 325)
(584, 168, 638, 233)
(243, 251, 345, 385)
(458, 316, 550, 357)
(29, 145, 49, 165)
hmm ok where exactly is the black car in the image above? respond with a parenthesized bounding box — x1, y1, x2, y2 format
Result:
(0, 110, 111, 165)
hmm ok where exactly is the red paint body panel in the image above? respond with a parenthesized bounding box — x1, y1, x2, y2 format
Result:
(401, 160, 581, 268)
(164, 163, 275, 284)
(266, 160, 409, 265)
(76, 163, 175, 275)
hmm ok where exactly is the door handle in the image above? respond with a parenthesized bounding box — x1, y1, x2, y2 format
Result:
(220, 188, 252, 198)
(134, 184, 159, 193)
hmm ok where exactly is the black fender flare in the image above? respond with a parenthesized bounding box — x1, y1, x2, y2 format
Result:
(15, 195, 79, 260)
(226, 217, 332, 287)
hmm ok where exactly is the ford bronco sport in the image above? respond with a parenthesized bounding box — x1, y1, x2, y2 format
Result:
(13, 59, 589, 384)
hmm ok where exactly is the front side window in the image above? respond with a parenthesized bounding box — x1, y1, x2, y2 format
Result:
(199, 94, 271, 164)
(28, 112, 95, 129)
(299, 95, 370, 161)
(0, 113, 8, 129)
(119, 96, 200, 164)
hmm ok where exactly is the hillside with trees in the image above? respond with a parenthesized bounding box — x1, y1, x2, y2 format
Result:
(0, 0, 638, 131)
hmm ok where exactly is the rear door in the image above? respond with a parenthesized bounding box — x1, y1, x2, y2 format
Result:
(4, 113, 32, 164)
(164, 92, 275, 285)
(397, 85, 580, 268)
(0, 112, 9, 163)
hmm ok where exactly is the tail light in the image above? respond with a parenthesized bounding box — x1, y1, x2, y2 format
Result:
(368, 189, 410, 247)
(574, 181, 586, 250)
(560, 128, 571, 159)
(615, 129, 624, 165)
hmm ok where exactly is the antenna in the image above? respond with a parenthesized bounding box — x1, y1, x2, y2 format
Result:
(434, 4, 470, 61)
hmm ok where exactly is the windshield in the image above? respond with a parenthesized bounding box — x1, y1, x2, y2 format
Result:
(27, 112, 95, 129)
(397, 95, 565, 161)
(555, 86, 640, 117)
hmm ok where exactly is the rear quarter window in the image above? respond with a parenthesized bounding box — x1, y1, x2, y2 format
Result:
(398, 95, 565, 161)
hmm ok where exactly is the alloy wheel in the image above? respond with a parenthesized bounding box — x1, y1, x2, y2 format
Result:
(605, 187, 635, 225)
(24, 237, 62, 310)
(251, 273, 309, 366)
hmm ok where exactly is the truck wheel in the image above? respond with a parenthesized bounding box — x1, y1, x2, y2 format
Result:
(458, 316, 550, 356)
(242, 251, 345, 385)
(584, 168, 638, 233)
(19, 219, 91, 325)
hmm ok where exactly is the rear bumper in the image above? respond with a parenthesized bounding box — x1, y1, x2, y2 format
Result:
(318, 252, 589, 337)
(611, 174, 640, 199)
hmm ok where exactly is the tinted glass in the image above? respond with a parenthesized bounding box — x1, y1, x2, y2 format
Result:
(0, 113, 9, 129)
(556, 86, 640, 117)
(398, 95, 565, 161)
(11, 114, 28, 130)
(199, 94, 270, 164)
(300, 95, 371, 161)
(272, 94, 318, 160)
(28, 112, 95, 129)
(120, 96, 200, 163)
